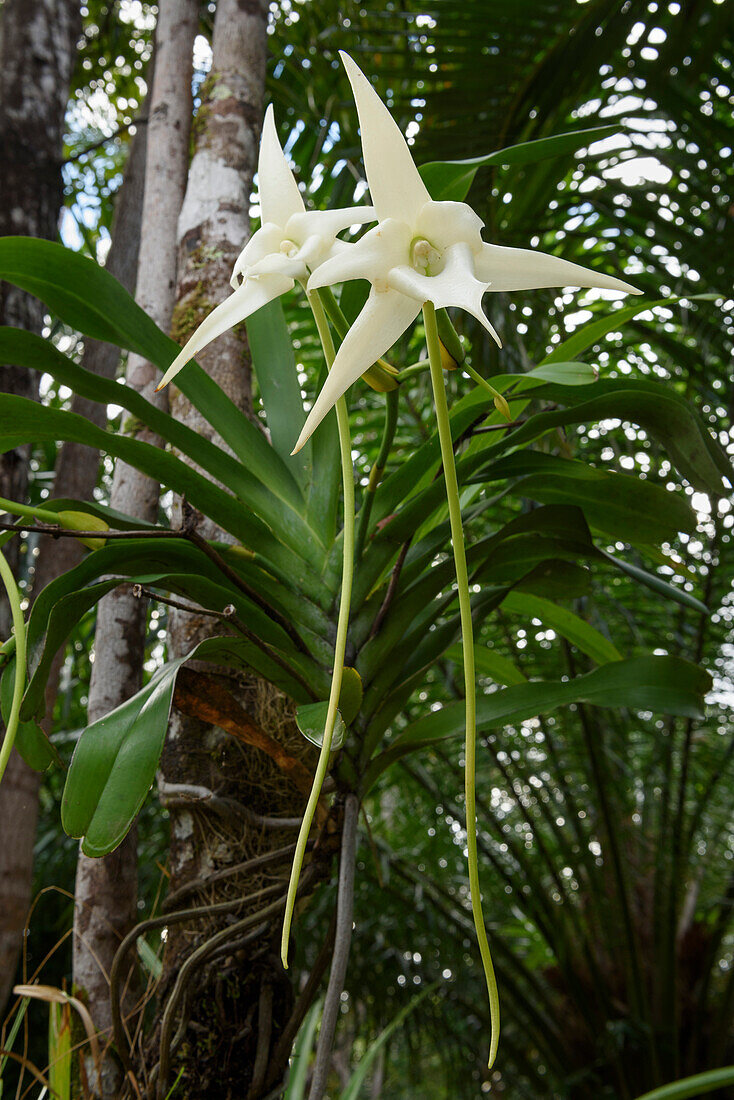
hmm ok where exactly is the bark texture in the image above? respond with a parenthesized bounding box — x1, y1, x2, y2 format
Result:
(0, 0, 81, 1013)
(152, 5, 321, 1097)
(0, 0, 80, 357)
(0, 106, 150, 1023)
(71, 6, 197, 1093)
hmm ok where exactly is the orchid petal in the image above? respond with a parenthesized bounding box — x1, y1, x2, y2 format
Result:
(156, 272, 294, 391)
(307, 219, 412, 292)
(230, 223, 285, 287)
(339, 51, 431, 224)
(257, 105, 305, 227)
(416, 200, 486, 252)
(287, 206, 377, 243)
(476, 242, 641, 295)
(245, 251, 306, 279)
(292, 288, 421, 452)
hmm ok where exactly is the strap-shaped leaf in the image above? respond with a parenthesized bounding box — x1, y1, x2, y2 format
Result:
(445, 644, 528, 687)
(485, 460, 695, 544)
(500, 379, 731, 495)
(23, 539, 333, 719)
(306, 361, 341, 545)
(61, 634, 316, 857)
(364, 655, 711, 789)
(501, 592, 622, 665)
(420, 126, 617, 202)
(246, 300, 311, 491)
(0, 657, 60, 770)
(0, 237, 305, 509)
(0, 395, 329, 598)
(541, 293, 718, 365)
(0, 327, 310, 522)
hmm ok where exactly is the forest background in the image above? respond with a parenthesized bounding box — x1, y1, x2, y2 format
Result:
(0, 0, 732, 1097)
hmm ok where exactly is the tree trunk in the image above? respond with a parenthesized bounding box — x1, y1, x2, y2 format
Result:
(0, 0, 81, 1013)
(152, 5, 322, 1097)
(0, 103, 151, 1025)
(71, 5, 197, 1094)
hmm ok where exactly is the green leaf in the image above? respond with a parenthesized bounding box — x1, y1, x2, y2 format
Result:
(600, 550, 709, 616)
(246, 300, 311, 491)
(493, 379, 731, 496)
(501, 592, 622, 665)
(0, 395, 328, 591)
(341, 983, 439, 1100)
(61, 631, 317, 857)
(62, 654, 190, 856)
(0, 327, 309, 524)
(295, 701, 346, 750)
(0, 239, 305, 510)
(338, 667, 363, 725)
(1, 657, 60, 770)
(513, 559, 592, 600)
(445, 644, 528, 687)
(420, 126, 617, 202)
(307, 391, 341, 545)
(23, 539, 331, 719)
(365, 655, 710, 788)
(541, 294, 719, 365)
(632, 1067, 734, 1100)
(283, 1001, 321, 1100)
(514, 466, 695, 544)
(48, 1002, 72, 1100)
(517, 361, 598, 387)
(24, 580, 119, 720)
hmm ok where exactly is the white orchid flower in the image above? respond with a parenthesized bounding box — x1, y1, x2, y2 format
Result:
(156, 105, 375, 392)
(292, 51, 641, 452)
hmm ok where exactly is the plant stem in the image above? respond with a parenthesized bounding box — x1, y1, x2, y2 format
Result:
(355, 387, 399, 560)
(0, 494, 64, 526)
(423, 300, 500, 1068)
(280, 289, 356, 969)
(0, 546, 27, 784)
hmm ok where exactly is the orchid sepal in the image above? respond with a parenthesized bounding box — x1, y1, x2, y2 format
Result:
(292, 52, 640, 450)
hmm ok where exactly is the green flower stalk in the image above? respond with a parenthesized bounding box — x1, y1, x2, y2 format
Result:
(280, 288, 356, 969)
(290, 51, 639, 1065)
(424, 300, 500, 1065)
(0, 545, 27, 785)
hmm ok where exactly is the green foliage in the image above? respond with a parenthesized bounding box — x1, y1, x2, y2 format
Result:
(633, 1067, 734, 1100)
(3, 1, 732, 1095)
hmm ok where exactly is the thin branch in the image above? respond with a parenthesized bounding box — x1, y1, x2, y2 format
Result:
(0, 522, 181, 540)
(130, 583, 237, 625)
(0, 519, 310, 654)
(367, 538, 411, 641)
(308, 794, 360, 1100)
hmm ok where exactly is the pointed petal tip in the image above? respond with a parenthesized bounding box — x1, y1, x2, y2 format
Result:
(291, 430, 308, 456)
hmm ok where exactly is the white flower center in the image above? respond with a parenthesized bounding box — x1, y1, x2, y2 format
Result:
(280, 239, 299, 259)
(410, 237, 444, 277)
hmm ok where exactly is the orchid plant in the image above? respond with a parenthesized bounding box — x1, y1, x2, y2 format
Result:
(0, 38, 728, 1089)
(154, 52, 640, 1067)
